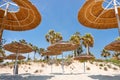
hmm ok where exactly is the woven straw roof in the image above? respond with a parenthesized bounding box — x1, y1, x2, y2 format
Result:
(104, 40, 120, 51)
(41, 50, 62, 56)
(74, 54, 95, 60)
(0, 0, 41, 31)
(5, 54, 26, 60)
(47, 41, 79, 52)
(78, 0, 120, 29)
(3, 42, 33, 53)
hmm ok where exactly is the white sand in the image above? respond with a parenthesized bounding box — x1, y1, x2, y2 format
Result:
(0, 61, 120, 80)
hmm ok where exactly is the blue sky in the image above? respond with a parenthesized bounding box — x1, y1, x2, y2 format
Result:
(2, 0, 120, 59)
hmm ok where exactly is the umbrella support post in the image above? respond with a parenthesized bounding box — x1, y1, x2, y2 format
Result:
(0, 28, 3, 43)
(62, 53, 64, 74)
(113, 0, 120, 36)
(14, 53, 19, 75)
(73, 51, 74, 58)
(0, 3, 10, 42)
(83, 62, 86, 73)
(50, 56, 53, 74)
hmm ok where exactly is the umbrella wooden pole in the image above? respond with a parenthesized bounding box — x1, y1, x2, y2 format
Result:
(61, 53, 64, 74)
(14, 53, 19, 75)
(0, 3, 10, 42)
(73, 51, 74, 58)
(50, 56, 53, 73)
(113, 0, 120, 36)
(83, 62, 86, 73)
(0, 29, 3, 43)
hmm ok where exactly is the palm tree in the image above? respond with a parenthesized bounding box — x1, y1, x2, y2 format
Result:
(69, 32, 82, 56)
(45, 30, 63, 44)
(101, 49, 110, 60)
(19, 39, 27, 44)
(32, 45, 39, 61)
(82, 33, 94, 55)
(45, 30, 63, 59)
(69, 32, 81, 45)
(39, 48, 45, 60)
(115, 37, 120, 40)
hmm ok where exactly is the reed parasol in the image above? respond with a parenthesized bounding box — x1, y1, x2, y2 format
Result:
(78, 0, 120, 32)
(5, 54, 26, 60)
(0, 57, 4, 60)
(0, 0, 41, 40)
(47, 41, 79, 74)
(104, 40, 120, 51)
(74, 54, 95, 73)
(3, 41, 33, 74)
(74, 54, 95, 61)
(41, 50, 62, 73)
(47, 41, 79, 52)
(41, 50, 62, 56)
(3, 42, 33, 53)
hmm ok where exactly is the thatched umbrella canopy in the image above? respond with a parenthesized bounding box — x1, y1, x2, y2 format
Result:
(104, 40, 120, 51)
(0, 56, 4, 60)
(3, 42, 33, 53)
(0, 0, 41, 31)
(47, 41, 79, 74)
(3, 41, 33, 75)
(78, 0, 120, 29)
(74, 54, 95, 61)
(74, 54, 95, 73)
(47, 41, 79, 52)
(0, 0, 41, 41)
(5, 54, 26, 60)
(41, 50, 62, 56)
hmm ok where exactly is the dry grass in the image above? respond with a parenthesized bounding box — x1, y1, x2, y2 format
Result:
(41, 64, 45, 67)
(104, 67, 108, 71)
(86, 67, 90, 70)
(113, 67, 118, 70)
(34, 70, 39, 73)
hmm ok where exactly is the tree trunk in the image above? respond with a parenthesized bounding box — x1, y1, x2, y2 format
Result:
(34, 52, 36, 61)
(27, 54, 30, 61)
(86, 44, 89, 55)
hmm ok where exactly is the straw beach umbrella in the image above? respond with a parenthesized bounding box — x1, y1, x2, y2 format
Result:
(78, 0, 120, 35)
(47, 41, 79, 74)
(3, 41, 33, 74)
(5, 54, 26, 74)
(0, 57, 4, 60)
(74, 54, 95, 61)
(3, 42, 33, 53)
(104, 40, 120, 51)
(0, 0, 41, 40)
(74, 54, 95, 73)
(41, 50, 62, 56)
(41, 50, 62, 73)
(47, 41, 79, 52)
(5, 54, 26, 60)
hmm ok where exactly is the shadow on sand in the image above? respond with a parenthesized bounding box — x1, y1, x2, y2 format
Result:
(89, 74, 120, 80)
(51, 72, 88, 75)
(0, 73, 54, 80)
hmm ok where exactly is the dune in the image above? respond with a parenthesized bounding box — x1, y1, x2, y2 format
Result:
(0, 61, 120, 80)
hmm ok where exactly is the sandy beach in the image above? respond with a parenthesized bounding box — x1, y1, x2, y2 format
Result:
(0, 61, 120, 80)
